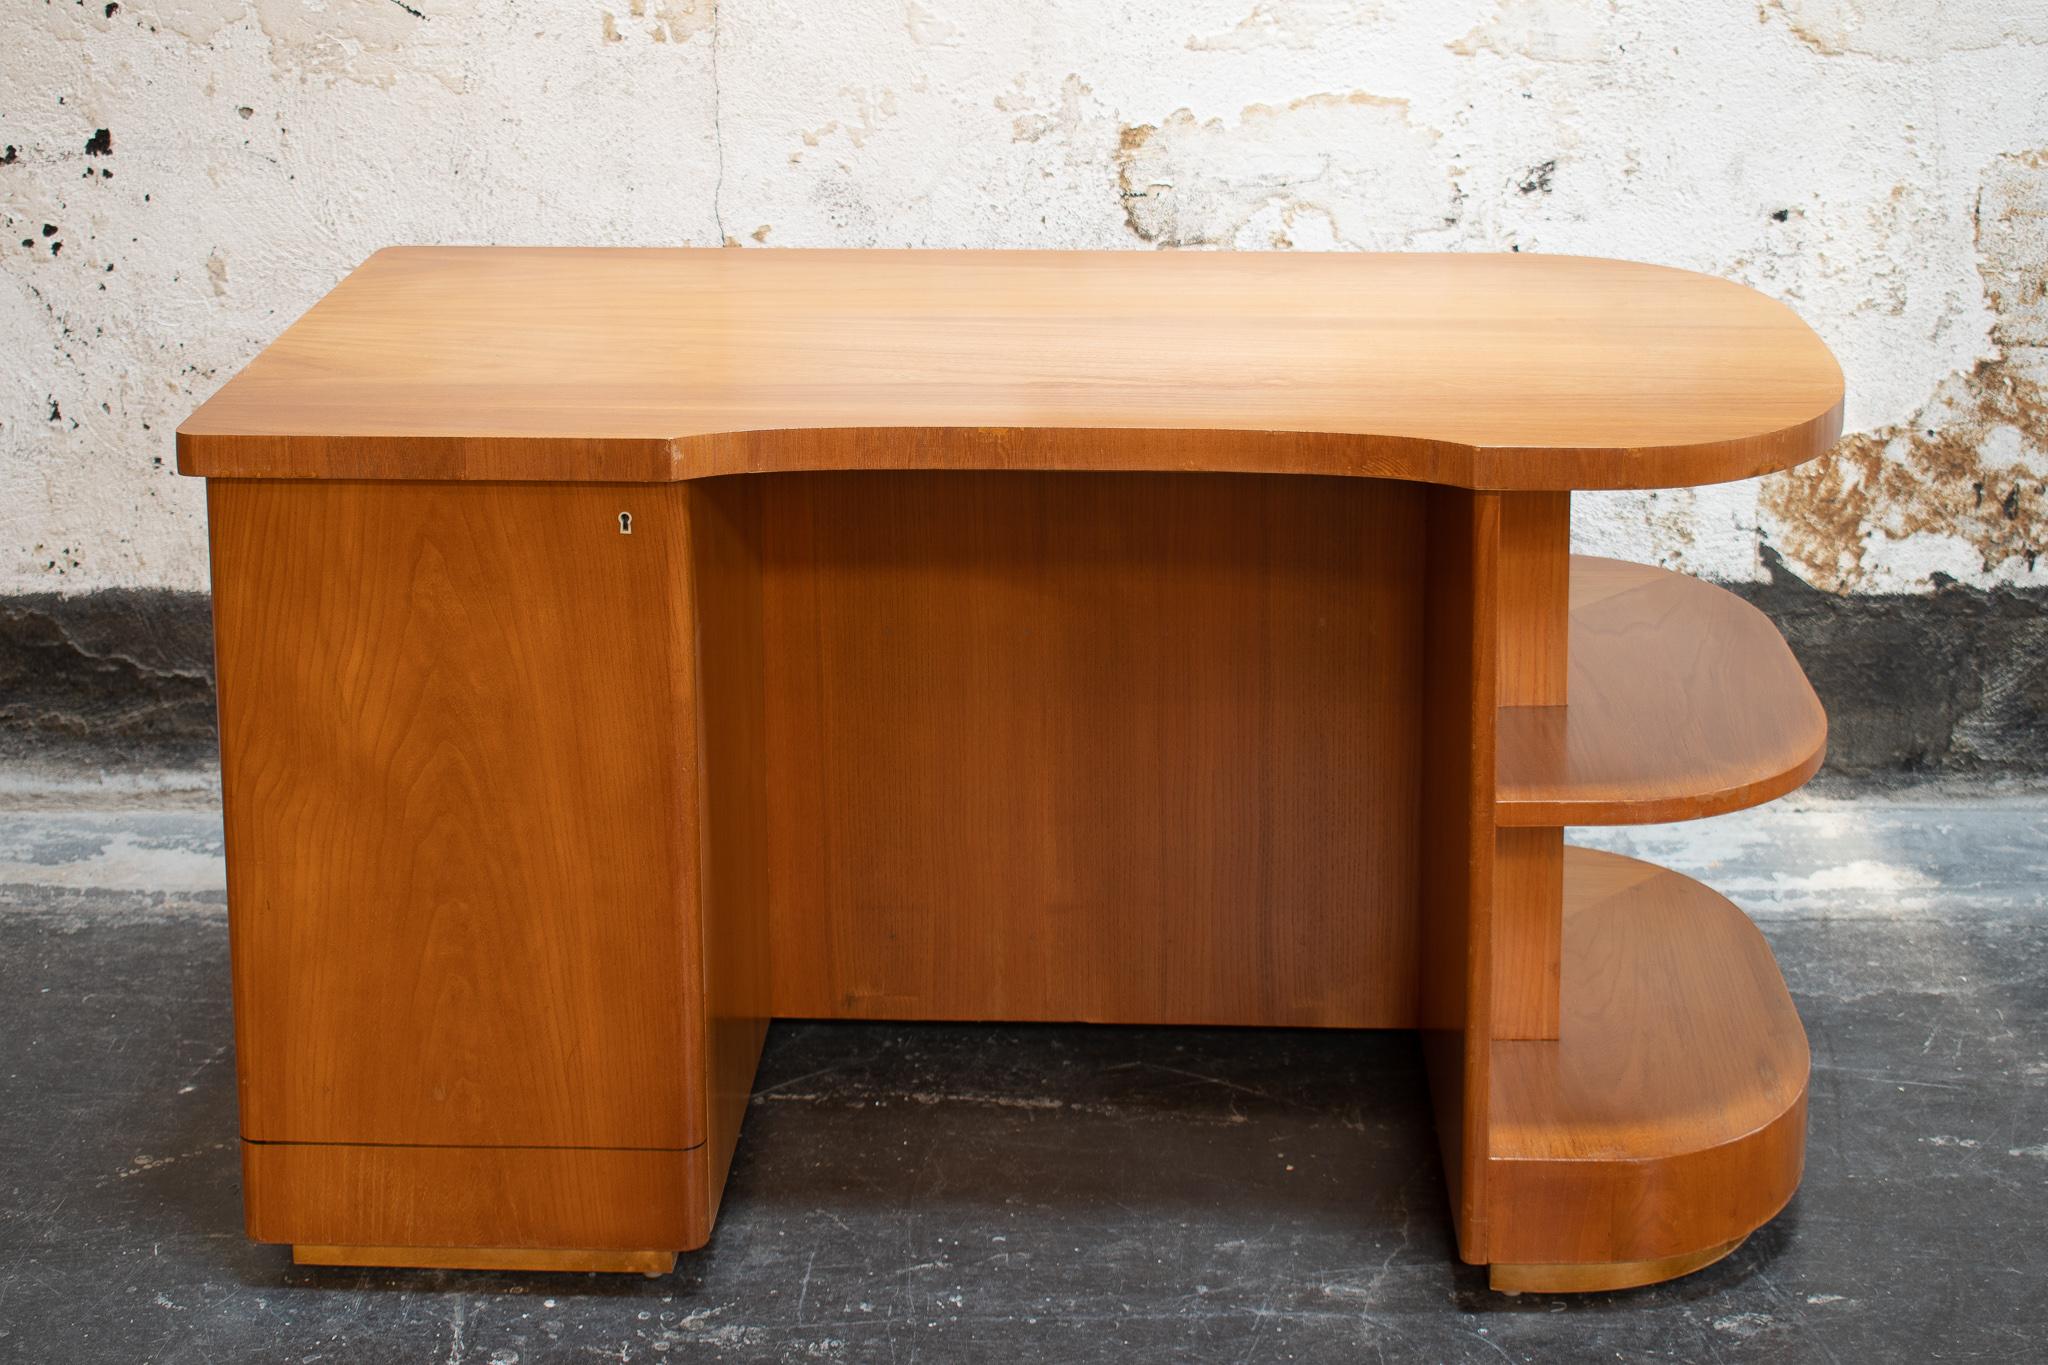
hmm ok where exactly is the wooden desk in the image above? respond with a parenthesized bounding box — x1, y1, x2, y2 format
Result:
(178, 248, 1842, 1292)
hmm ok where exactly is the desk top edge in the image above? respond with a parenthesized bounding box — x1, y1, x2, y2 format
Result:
(177, 246, 1846, 491)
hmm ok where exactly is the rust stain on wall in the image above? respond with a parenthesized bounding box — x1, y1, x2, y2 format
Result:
(1115, 93, 1453, 250)
(1760, 0, 2048, 59)
(1762, 152, 2048, 592)
(1115, 123, 1160, 240)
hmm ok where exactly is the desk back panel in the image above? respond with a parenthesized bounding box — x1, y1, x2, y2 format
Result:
(756, 471, 1426, 1028)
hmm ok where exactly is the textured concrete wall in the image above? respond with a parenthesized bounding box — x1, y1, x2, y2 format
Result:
(2, 0, 2045, 599)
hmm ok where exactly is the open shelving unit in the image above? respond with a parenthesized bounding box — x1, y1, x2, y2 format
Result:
(1436, 533, 1824, 1292)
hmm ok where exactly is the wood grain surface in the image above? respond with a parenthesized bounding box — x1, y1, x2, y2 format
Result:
(177, 247, 1844, 492)
(686, 477, 773, 1222)
(1490, 491, 1570, 1044)
(1487, 846, 1809, 1266)
(209, 479, 708, 1150)
(1417, 487, 1500, 1264)
(759, 470, 1426, 1027)
(1496, 491, 1571, 707)
(244, 1141, 710, 1251)
(1488, 1234, 1747, 1295)
(1496, 557, 1827, 826)
(1490, 828, 1564, 1043)
(203, 464, 1820, 1278)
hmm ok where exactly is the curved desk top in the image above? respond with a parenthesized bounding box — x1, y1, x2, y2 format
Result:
(177, 247, 1843, 490)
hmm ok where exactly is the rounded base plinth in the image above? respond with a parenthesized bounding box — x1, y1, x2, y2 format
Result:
(1488, 1234, 1745, 1294)
(1485, 849, 1810, 1269)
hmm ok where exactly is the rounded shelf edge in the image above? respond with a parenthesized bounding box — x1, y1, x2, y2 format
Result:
(1496, 557, 1828, 827)
(1485, 847, 1809, 1272)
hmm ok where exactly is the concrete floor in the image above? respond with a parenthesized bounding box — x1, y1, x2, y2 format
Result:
(1, 769, 2043, 1363)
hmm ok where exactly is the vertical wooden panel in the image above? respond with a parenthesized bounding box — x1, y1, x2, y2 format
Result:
(686, 477, 772, 1224)
(760, 470, 1426, 1028)
(1492, 489, 1569, 1042)
(1490, 828, 1564, 1040)
(1497, 491, 1570, 706)
(1418, 487, 1500, 1265)
(210, 480, 704, 1151)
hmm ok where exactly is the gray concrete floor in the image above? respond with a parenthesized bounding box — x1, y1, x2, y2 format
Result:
(1, 768, 2043, 1363)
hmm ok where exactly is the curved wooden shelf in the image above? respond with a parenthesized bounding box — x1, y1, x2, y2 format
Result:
(1496, 557, 1826, 827)
(1484, 847, 1809, 1277)
(176, 247, 1843, 491)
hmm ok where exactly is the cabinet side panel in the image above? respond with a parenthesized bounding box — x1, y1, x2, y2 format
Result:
(1418, 487, 1500, 1264)
(686, 477, 772, 1225)
(209, 479, 704, 1150)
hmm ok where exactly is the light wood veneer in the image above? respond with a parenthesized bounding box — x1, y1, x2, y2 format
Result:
(182, 247, 1840, 1291)
(1497, 557, 1828, 826)
(178, 248, 1843, 491)
(757, 471, 1425, 1027)
(1488, 848, 1809, 1269)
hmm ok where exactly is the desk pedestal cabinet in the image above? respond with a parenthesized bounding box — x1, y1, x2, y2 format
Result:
(181, 249, 1842, 1292)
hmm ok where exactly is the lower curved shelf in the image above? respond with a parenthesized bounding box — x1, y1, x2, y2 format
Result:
(1484, 846, 1809, 1286)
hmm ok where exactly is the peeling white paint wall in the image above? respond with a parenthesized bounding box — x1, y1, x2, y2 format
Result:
(3, 0, 2044, 595)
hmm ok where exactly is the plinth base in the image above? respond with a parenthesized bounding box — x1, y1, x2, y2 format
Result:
(293, 1245, 676, 1276)
(1489, 1234, 1746, 1294)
